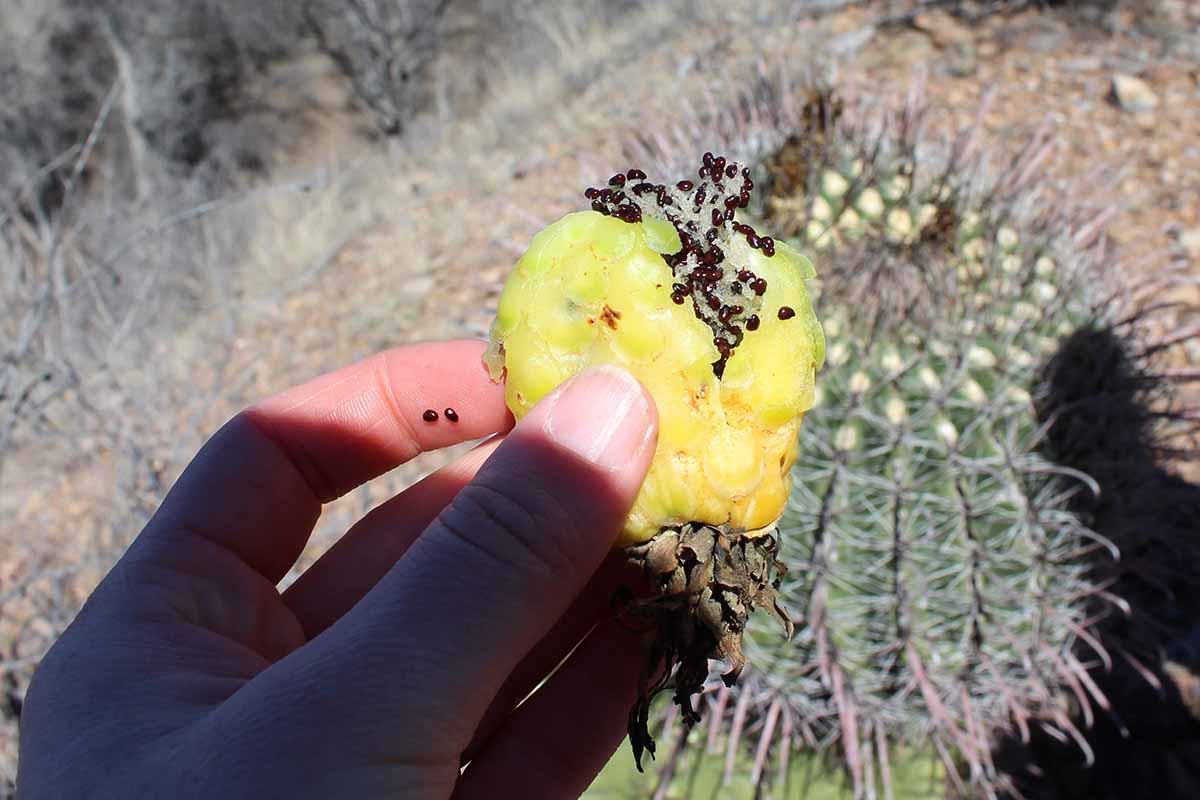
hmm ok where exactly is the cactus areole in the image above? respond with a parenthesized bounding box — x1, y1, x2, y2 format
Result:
(484, 154, 824, 768)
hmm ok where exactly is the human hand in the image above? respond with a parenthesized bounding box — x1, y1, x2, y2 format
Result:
(18, 340, 659, 799)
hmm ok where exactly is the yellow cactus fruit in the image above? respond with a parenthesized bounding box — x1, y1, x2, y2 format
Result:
(484, 153, 823, 768)
(486, 166, 823, 547)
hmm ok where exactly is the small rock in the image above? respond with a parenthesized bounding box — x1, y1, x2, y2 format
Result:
(1179, 228, 1200, 260)
(1111, 73, 1159, 112)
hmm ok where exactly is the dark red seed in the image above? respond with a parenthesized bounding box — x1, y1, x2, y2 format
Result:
(725, 196, 740, 210)
(584, 187, 599, 199)
(747, 234, 761, 249)
(711, 208, 723, 226)
(726, 164, 738, 178)
(703, 151, 714, 166)
(672, 292, 686, 305)
(677, 180, 694, 191)
(723, 208, 735, 221)
(708, 296, 721, 310)
(742, 167, 751, 178)
(632, 182, 655, 194)
(718, 306, 734, 323)
(731, 282, 742, 294)
(591, 200, 606, 213)
(732, 305, 744, 314)
(751, 278, 768, 295)
(609, 174, 626, 187)
(738, 270, 753, 282)
(423, 409, 439, 422)
(713, 157, 726, 175)
(627, 168, 646, 180)
(746, 315, 761, 331)
(444, 408, 459, 422)
(778, 306, 796, 320)
(739, 191, 751, 207)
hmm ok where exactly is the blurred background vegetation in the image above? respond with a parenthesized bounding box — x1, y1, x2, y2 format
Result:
(2, 0, 1199, 797)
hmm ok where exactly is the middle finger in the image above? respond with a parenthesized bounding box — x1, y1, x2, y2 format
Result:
(284, 435, 504, 636)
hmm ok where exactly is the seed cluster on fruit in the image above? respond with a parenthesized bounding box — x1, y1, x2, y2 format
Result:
(583, 153, 797, 378)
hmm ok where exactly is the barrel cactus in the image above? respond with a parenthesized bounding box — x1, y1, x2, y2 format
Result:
(763, 249, 1099, 796)
(625, 83, 1189, 799)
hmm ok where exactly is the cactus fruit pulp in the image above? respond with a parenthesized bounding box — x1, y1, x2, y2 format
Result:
(484, 154, 823, 768)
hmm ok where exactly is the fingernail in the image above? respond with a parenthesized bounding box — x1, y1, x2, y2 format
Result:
(543, 366, 654, 470)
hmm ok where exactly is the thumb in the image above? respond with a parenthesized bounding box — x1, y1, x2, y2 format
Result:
(287, 365, 657, 753)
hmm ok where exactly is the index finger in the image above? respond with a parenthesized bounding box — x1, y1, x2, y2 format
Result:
(140, 339, 512, 583)
(248, 339, 511, 503)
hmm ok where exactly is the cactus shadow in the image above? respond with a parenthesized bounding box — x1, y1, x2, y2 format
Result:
(993, 325, 1200, 799)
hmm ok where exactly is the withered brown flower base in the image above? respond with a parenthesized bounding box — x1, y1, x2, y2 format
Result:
(619, 523, 793, 771)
